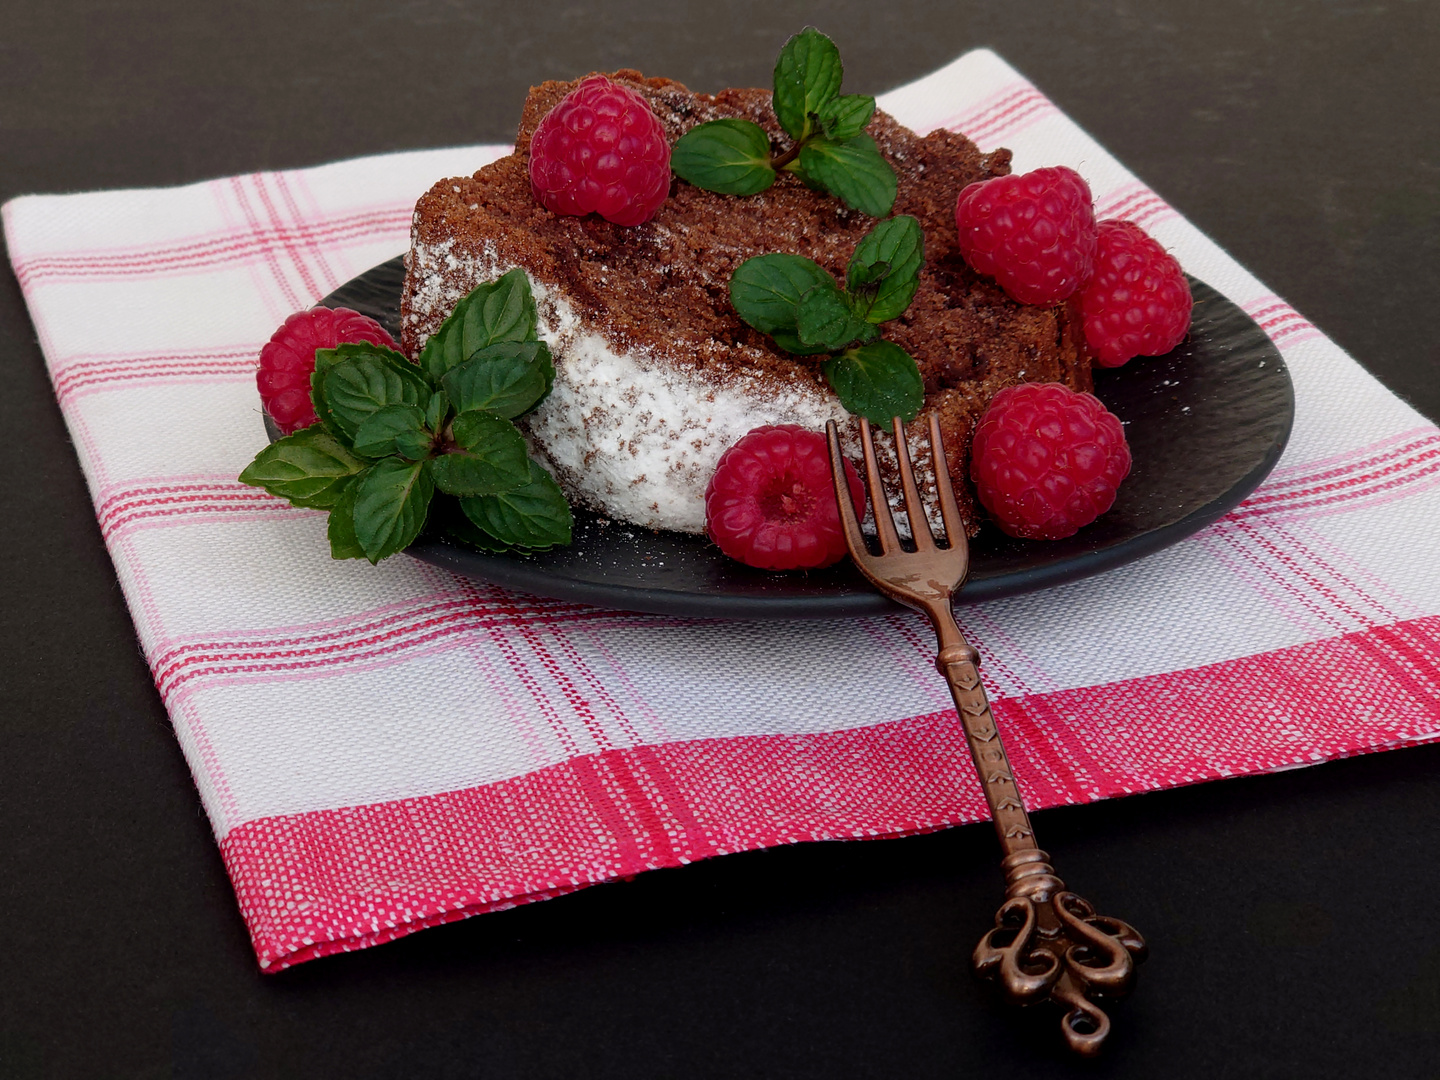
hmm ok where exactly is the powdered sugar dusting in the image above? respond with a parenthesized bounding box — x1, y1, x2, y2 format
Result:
(405, 237, 849, 535)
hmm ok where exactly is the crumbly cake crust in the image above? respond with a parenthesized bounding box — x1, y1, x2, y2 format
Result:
(402, 70, 1091, 535)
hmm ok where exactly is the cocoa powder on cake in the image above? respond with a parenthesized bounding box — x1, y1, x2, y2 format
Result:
(402, 71, 1093, 535)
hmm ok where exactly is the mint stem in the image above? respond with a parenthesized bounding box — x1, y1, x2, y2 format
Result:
(770, 141, 803, 171)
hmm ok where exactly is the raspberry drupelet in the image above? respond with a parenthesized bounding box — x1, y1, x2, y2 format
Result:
(970, 383, 1131, 541)
(705, 425, 866, 570)
(528, 74, 672, 227)
(1079, 219, 1193, 367)
(954, 165, 1098, 307)
(257, 307, 398, 434)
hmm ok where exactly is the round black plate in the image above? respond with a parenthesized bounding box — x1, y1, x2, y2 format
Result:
(315, 257, 1293, 618)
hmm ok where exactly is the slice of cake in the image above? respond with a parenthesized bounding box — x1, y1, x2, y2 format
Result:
(401, 71, 1092, 537)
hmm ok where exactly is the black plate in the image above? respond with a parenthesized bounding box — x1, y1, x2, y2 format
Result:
(312, 257, 1293, 619)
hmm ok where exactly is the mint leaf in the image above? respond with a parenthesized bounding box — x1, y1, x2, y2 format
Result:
(460, 460, 573, 550)
(441, 340, 553, 420)
(441, 498, 513, 553)
(450, 409, 528, 455)
(425, 389, 451, 433)
(238, 426, 366, 509)
(781, 157, 827, 193)
(797, 133, 896, 218)
(769, 331, 841, 356)
(311, 341, 408, 387)
(816, 94, 874, 141)
(312, 343, 427, 441)
(729, 253, 836, 334)
(671, 119, 777, 196)
(429, 411, 531, 497)
(796, 282, 866, 350)
(326, 479, 367, 560)
(847, 214, 924, 322)
(772, 27, 843, 142)
(419, 269, 538, 381)
(771, 320, 878, 355)
(352, 404, 431, 460)
(320, 353, 432, 443)
(352, 457, 434, 563)
(822, 340, 924, 425)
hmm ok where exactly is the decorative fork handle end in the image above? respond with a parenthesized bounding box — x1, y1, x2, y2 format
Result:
(938, 632, 1147, 1056)
(973, 849, 1148, 1056)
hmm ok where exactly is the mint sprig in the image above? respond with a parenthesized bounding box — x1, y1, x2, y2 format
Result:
(822, 341, 924, 426)
(671, 27, 894, 218)
(240, 277, 573, 563)
(729, 215, 926, 425)
(460, 460, 573, 550)
(418, 268, 538, 382)
(238, 426, 366, 509)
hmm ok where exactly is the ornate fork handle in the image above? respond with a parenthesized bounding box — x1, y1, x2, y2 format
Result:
(826, 415, 1145, 1056)
(927, 600, 1147, 1056)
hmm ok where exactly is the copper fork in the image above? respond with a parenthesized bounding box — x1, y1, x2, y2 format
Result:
(825, 415, 1147, 1057)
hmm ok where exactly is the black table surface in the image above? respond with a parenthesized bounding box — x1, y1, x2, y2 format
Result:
(3, 2, 1438, 1077)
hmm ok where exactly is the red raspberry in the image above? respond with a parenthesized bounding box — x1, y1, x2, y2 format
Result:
(256, 307, 397, 434)
(705, 425, 866, 571)
(1079, 219, 1193, 367)
(528, 74, 671, 227)
(954, 166, 1097, 306)
(970, 383, 1130, 541)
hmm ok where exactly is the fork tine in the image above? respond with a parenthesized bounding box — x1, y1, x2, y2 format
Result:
(825, 420, 869, 559)
(891, 416, 936, 551)
(927, 412, 967, 549)
(858, 416, 903, 554)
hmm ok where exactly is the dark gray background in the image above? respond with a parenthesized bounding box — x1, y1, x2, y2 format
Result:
(2, 1, 1438, 1077)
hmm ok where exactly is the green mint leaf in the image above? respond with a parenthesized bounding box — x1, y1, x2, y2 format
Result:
(418, 269, 538, 381)
(769, 331, 839, 356)
(311, 341, 402, 390)
(352, 404, 431, 460)
(326, 479, 367, 560)
(394, 429, 437, 462)
(460, 459, 573, 550)
(846, 214, 924, 322)
(797, 133, 897, 218)
(671, 119, 777, 196)
(319, 353, 432, 443)
(773, 317, 878, 356)
(425, 389, 451, 433)
(782, 158, 827, 192)
(822, 340, 925, 425)
(729, 253, 837, 334)
(441, 340, 553, 420)
(351, 457, 434, 563)
(816, 94, 875, 141)
(796, 282, 866, 350)
(772, 27, 843, 142)
(238, 426, 367, 510)
(429, 411, 532, 497)
(441, 498, 513, 552)
(312, 343, 426, 443)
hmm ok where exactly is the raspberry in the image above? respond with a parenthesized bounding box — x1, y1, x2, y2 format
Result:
(256, 307, 398, 434)
(1078, 219, 1193, 367)
(528, 75, 672, 227)
(954, 166, 1097, 306)
(970, 383, 1130, 541)
(705, 425, 866, 570)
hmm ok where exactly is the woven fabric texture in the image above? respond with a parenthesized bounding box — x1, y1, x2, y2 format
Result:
(6, 49, 1439, 971)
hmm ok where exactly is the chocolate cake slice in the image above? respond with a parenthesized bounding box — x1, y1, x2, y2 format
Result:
(401, 71, 1092, 536)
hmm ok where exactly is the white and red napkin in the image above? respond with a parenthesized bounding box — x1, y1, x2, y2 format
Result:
(7, 50, 1439, 971)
